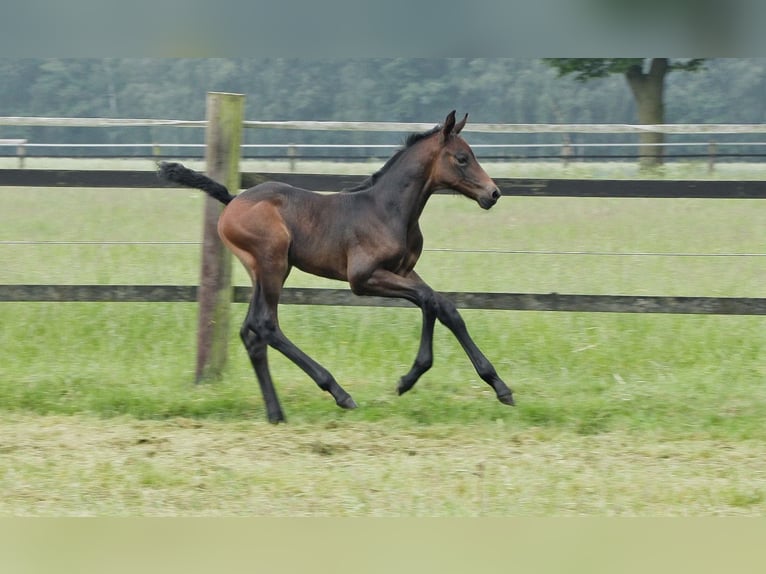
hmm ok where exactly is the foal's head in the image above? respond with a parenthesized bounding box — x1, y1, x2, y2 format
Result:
(428, 110, 502, 210)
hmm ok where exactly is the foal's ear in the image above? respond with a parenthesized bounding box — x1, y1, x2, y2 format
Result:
(454, 113, 468, 135)
(442, 110, 457, 140)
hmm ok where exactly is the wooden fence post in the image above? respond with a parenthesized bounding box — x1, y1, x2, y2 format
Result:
(17, 140, 26, 168)
(195, 92, 245, 383)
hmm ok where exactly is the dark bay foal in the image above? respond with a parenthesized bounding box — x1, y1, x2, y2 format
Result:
(160, 110, 514, 423)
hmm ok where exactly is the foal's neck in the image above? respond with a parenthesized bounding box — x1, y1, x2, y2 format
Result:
(372, 142, 438, 228)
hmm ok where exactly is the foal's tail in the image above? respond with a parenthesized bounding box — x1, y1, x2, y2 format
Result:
(158, 162, 236, 205)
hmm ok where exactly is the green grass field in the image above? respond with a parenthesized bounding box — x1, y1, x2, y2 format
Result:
(1, 161, 765, 515)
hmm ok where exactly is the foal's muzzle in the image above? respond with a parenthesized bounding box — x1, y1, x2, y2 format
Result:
(479, 187, 502, 210)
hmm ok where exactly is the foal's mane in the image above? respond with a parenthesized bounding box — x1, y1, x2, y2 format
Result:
(342, 124, 442, 193)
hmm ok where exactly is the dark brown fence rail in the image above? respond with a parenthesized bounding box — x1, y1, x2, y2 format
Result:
(1, 285, 765, 315)
(2, 168, 766, 198)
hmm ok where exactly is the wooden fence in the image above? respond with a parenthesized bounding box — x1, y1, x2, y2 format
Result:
(2, 102, 766, 380)
(2, 172, 765, 316)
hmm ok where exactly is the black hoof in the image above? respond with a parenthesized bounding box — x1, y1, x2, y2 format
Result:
(497, 391, 515, 406)
(396, 378, 413, 396)
(337, 396, 358, 410)
(268, 414, 286, 424)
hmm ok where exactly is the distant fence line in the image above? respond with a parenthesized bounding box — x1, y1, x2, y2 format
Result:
(0, 143, 766, 161)
(4, 117, 766, 166)
(3, 116, 766, 134)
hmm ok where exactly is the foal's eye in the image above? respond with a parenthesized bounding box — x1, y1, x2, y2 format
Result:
(455, 154, 469, 166)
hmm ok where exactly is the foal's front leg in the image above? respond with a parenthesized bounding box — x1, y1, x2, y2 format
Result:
(430, 291, 514, 405)
(394, 271, 437, 395)
(397, 302, 437, 395)
(350, 268, 514, 405)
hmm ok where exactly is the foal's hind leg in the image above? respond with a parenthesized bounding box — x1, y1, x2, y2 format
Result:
(223, 203, 356, 420)
(243, 276, 357, 420)
(266, 326, 358, 410)
(254, 257, 358, 413)
(240, 293, 286, 423)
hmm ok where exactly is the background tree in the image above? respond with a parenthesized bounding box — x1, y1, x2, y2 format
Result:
(543, 58, 705, 168)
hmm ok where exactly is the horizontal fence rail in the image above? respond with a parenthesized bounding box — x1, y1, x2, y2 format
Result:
(4, 142, 766, 165)
(4, 142, 766, 153)
(2, 285, 764, 315)
(4, 118, 766, 164)
(2, 169, 766, 198)
(4, 116, 766, 134)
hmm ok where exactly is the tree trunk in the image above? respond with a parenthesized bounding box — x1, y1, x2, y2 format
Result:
(625, 58, 668, 170)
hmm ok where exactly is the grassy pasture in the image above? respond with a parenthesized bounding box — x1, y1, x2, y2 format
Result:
(1, 161, 765, 515)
